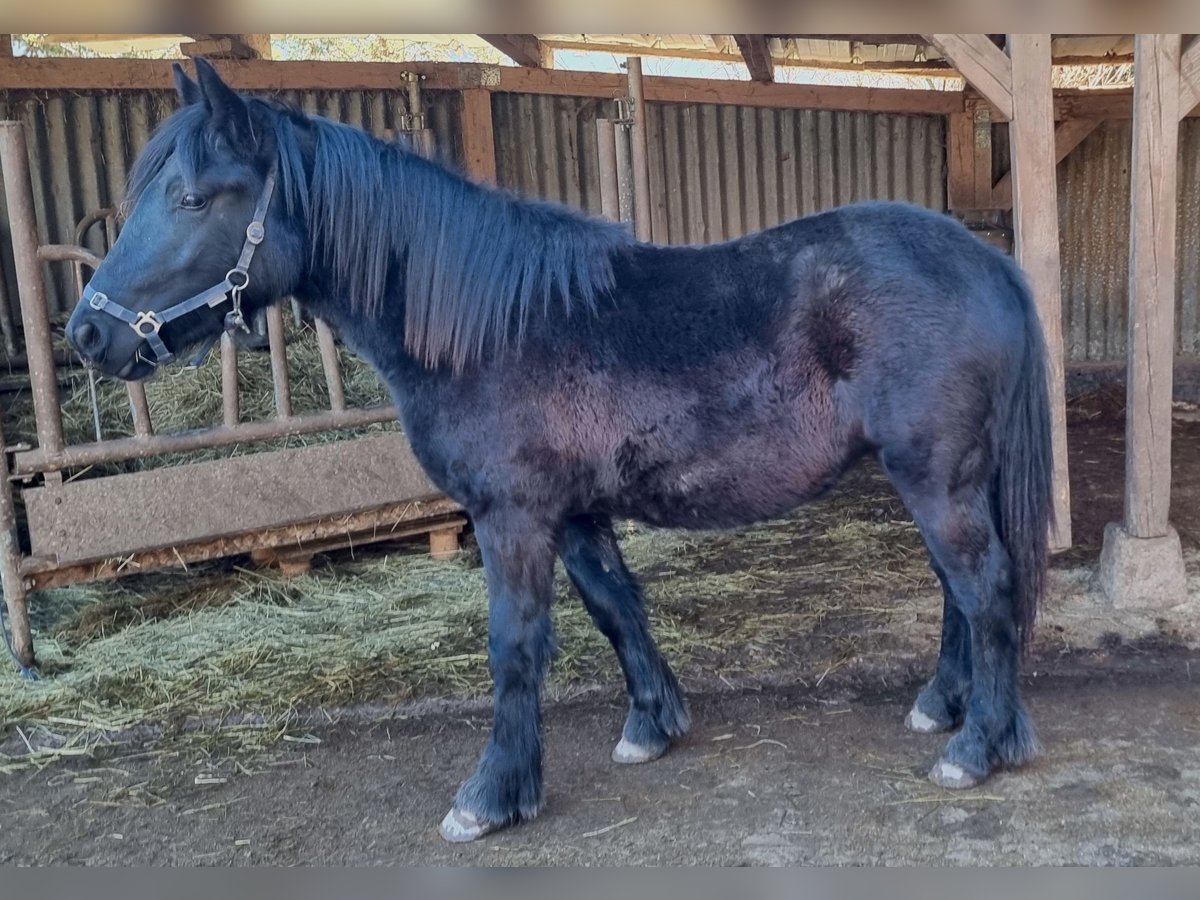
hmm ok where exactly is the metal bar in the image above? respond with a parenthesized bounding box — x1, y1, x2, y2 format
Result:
(264, 302, 293, 418)
(0, 121, 65, 456)
(315, 318, 346, 412)
(220, 331, 240, 426)
(0, 251, 17, 358)
(126, 381, 153, 438)
(615, 122, 635, 226)
(595, 118, 620, 221)
(626, 58, 653, 241)
(12, 405, 398, 475)
(0, 407, 34, 669)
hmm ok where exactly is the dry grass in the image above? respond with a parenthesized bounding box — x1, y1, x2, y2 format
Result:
(0, 464, 939, 773)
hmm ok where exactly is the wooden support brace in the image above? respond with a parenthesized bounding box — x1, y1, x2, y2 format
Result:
(478, 34, 553, 68)
(181, 34, 272, 60)
(1007, 33, 1071, 549)
(925, 33, 1014, 120)
(1179, 34, 1200, 120)
(732, 34, 775, 83)
(992, 118, 1101, 210)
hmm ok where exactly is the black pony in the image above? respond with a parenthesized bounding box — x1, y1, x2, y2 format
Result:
(67, 60, 1052, 842)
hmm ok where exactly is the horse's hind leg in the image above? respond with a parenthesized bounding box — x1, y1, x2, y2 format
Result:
(884, 457, 1037, 787)
(440, 508, 557, 842)
(905, 564, 971, 734)
(560, 515, 690, 763)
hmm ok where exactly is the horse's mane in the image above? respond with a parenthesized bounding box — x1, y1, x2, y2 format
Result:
(127, 99, 634, 370)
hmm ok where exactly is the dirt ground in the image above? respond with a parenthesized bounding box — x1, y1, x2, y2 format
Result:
(2, 645, 1199, 866)
(2, 390, 1200, 865)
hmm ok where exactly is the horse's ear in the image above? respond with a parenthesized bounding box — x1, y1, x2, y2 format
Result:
(193, 57, 254, 147)
(172, 62, 205, 107)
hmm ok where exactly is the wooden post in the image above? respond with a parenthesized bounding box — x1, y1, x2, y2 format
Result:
(1006, 34, 1072, 550)
(0, 35, 12, 58)
(947, 97, 994, 211)
(1099, 34, 1188, 609)
(460, 88, 497, 184)
(1124, 34, 1181, 538)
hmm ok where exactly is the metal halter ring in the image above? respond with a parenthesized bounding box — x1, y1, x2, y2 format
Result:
(132, 310, 165, 337)
(225, 268, 251, 292)
(246, 222, 265, 245)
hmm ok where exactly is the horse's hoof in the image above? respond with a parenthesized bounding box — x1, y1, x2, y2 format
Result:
(928, 759, 984, 790)
(905, 704, 949, 734)
(612, 736, 666, 764)
(438, 807, 499, 843)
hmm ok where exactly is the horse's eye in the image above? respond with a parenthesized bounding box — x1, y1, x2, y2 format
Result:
(180, 192, 207, 211)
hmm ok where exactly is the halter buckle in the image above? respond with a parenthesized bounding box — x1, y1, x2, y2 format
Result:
(131, 310, 164, 337)
(88, 290, 108, 311)
(246, 221, 265, 245)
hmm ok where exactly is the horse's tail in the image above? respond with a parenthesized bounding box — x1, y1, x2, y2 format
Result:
(994, 264, 1054, 647)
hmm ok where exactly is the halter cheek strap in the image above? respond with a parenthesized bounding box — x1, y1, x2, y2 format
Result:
(81, 162, 278, 369)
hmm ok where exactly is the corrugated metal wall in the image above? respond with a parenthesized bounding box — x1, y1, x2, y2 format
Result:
(0, 88, 462, 316)
(642, 103, 946, 244)
(1057, 118, 1200, 362)
(494, 94, 947, 245)
(8, 82, 1199, 366)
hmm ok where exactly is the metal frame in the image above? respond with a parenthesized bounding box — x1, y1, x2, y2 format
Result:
(0, 120, 463, 670)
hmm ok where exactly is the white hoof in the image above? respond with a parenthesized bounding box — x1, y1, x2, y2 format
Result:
(612, 736, 665, 765)
(438, 807, 497, 843)
(929, 759, 983, 790)
(905, 705, 945, 734)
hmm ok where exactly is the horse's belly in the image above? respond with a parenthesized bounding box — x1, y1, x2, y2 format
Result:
(612, 436, 836, 530)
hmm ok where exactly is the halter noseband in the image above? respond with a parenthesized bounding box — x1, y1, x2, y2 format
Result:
(80, 162, 278, 368)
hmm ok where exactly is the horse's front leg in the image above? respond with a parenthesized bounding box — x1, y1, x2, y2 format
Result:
(439, 508, 557, 843)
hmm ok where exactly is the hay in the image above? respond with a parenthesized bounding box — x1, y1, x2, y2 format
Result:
(2, 317, 396, 473)
(0, 463, 940, 772)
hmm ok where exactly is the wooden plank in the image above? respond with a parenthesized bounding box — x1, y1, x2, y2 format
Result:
(1007, 33, 1072, 550)
(460, 88, 497, 184)
(732, 34, 775, 83)
(925, 33, 1014, 119)
(479, 34, 553, 68)
(0, 58, 965, 116)
(970, 101, 994, 209)
(946, 109, 977, 210)
(0, 35, 12, 58)
(992, 117, 1101, 209)
(1179, 34, 1200, 120)
(23, 434, 442, 564)
(1124, 34, 1182, 538)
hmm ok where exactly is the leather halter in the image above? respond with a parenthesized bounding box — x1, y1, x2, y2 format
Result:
(81, 162, 278, 368)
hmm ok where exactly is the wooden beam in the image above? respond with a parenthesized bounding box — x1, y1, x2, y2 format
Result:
(732, 34, 775, 83)
(478, 34, 553, 68)
(946, 98, 994, 211)
(1179, 34, 1200, 119)
(925, 33, 1014, 119)
(181, 34, 272, 60)
(0, 58, 967, 116)
(460, 88, 496, 184)
(1007, 33, 1071, 549)
(991, 117, 1101, 209)
(0, 35, 12, 58)
(1124, 34, 1182, 538)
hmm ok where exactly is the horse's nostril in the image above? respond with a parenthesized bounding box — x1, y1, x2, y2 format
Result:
(70, 319, 104, 358)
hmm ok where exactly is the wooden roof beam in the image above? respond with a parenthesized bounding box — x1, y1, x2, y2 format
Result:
(923, 33, 1013, 119)
(478, 34, 553, 68)
(732, 34, 775, 83)
(181, 34, 272, 60)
